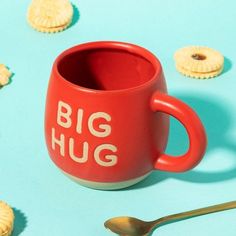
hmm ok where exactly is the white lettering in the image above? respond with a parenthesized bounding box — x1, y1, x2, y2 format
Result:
(94, 144, 118, 167)
(76, 109, 84, 134)
(88, 112, 111, 137)
(69, 138, 88, 163)
(57, 101, 72, 128)
(52, 102, 119, 167)
(51, 128, 65, 156)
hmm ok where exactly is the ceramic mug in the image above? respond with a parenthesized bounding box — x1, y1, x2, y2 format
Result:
(45, 41, 207, 190)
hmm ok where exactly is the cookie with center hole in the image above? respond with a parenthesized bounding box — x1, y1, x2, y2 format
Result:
(174, 46, 224, 73)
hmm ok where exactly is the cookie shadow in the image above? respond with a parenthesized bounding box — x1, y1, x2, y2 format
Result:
(12, 208, 27, 236)
(69, 4, 80, 28)
(222, 56, 232, 75)
(125, 93, 236, 190)
(7, 72, 15, 85)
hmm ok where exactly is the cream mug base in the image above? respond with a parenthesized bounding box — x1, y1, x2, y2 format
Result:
(62, 171, 151, 190)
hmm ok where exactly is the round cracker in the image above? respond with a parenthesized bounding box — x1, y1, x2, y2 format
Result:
(176, 64, 223, 79)
(0, 201, 14, 236)
(28, 19, 71, 33)
(174, 46, 224, 73)
(27, 0, 73, 28)
(0, 65, 11, 86)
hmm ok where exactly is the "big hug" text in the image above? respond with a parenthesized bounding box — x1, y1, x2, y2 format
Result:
(50, 101, 118, 167)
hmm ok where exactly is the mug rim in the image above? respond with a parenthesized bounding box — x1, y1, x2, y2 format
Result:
(53, 41, 162, 94)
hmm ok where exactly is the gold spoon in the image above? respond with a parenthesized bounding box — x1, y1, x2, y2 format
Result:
(104, 201, 236, 236)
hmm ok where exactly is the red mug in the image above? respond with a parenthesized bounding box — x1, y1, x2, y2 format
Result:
(45, 41, 207, 190)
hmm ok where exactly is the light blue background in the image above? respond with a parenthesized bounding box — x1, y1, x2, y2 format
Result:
(0, 0, 236, 235)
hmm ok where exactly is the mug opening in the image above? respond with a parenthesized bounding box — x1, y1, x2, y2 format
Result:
(56, 42, 161, 91)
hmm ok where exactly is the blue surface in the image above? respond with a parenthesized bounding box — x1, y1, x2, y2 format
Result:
(0, 0, 236, 235)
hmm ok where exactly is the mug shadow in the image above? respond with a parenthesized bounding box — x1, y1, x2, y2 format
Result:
(12, 208, 27, 236)
(125, 93, 236, 190)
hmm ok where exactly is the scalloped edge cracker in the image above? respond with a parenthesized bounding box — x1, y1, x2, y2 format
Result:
(0, 201, 14, 236)
(0, 65, 12, 86)
(174, 46, 224, 73)
(27, 0, 73, 33)
(176, 64, 223, 79)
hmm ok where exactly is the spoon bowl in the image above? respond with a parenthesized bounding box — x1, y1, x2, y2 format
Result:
(104, 201, 236, 236)
(104, 217, 153, 236)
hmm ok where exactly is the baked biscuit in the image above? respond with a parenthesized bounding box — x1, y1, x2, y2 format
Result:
(174, 46, 224, 79)
(29, 20, 71, 33)
(0, 64, 12, 86)
(27, 0, 73, 33)
(176, 64, 223, 79)
(0, 201, 14, 236)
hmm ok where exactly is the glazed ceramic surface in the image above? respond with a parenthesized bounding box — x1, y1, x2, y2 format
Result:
(45, 42, 206, 189)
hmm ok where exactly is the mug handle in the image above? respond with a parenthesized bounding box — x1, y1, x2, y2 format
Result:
(150, 92, 207, 172)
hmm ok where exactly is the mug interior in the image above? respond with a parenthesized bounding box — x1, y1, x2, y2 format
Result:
(57, 44, 158, 91)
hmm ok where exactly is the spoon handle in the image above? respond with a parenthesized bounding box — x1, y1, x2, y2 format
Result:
(155, 201, 236, 225)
